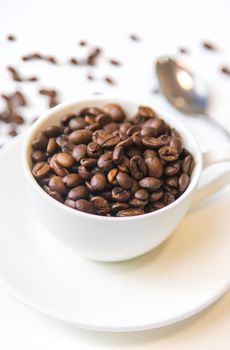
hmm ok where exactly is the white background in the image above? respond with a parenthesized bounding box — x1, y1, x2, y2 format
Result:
(0, 0, 230, 348)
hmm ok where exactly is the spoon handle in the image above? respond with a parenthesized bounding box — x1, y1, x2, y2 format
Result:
(206, 114, 230, 139)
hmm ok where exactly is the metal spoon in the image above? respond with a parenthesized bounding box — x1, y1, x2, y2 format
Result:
(156, 56, 230, 139)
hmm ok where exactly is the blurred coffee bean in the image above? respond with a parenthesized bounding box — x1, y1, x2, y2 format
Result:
(32, 133, 48, 151)
(159, 146, 179, 162)
(113, 146, 124, 165)
(63, 174, 82, 187)
(179, 173, 190, 192)
(182, 155, 194, 175)
(72, 144, 87, 162)
(102, 103, 125, 122)
(75, 199, 95, 214)
(69, 129, 92, 144)
(43, 125, 62, 137)
(87, 142, 102, 158)
(49, 176, 67, 194)
(134, 189, 149, 200)
(69, 117, 87, 131)
(97, 152, 114, 171)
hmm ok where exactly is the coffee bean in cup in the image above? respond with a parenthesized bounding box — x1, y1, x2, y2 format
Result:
(31, 104, 195, 217)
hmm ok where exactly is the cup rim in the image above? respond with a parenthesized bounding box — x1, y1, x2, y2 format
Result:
(22, 95, 203, 222)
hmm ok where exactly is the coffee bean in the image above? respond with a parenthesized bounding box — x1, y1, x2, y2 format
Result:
(129, 198, 148, 208)
(72, 144, 87, 162)
(117, 156, 130, 173)
(143, 149, 157, 159)
(179, 173, 190, 192)
(49, 176, 67, 194)
(32, 162, 50, 179)
(143, 118, 166, 136)
(163, 192, 176, 205)
(116, 171, 132, 190)
(64, 199, 76, 209)
(130, 155, 147, 180)
(69, 129, 92, 144)
(97, 152, 114, 171)
(91, 196, 110, 215)
(139, 177, 162, 191)
(63, 174, 82, 187)
(32, 133, 48, 151)
(61, 114, 77, 126)
(80, 157, 97, 169)
(56, 152, 74, 168)
(164, 162, 180, 176)
(142, 136, 168, 149)
(165, 176, 179, 188)
(90, 173, 107, 191)
(159, 146, 179, 162)
(150, 190, 163, 202)
(87, 142, 102, 158)
(95, 113, 112, 126)
(141, 127, 158, 138)
(111, 202, 129, 213)
(130, 179, 140, 194)
(107, 168, 118, 185)
(43, 125, 62, 137)
(152, 201, 165, 210)
(32, 151, 46, 162)
(47, 138, 57, 154)
(169, 137, 182, 153)
(102, 103, 126, 122)
(112, 146, 124, 165)
(126, 147, 142, 158)
(49, 190, 64, 203)
(116, 208, 144, 217)
(80, 107, 102, 117)
(68, 185, 89, 200)
(134, 189, 149, 200)
(69, 117, 87, 131)
(145, 157, 163, 178)
(138, 106, 156, 118)
(112, 187, 130, 202)
(100, 134, 120, 148)
(182, 155, 194, 175)
(51, 160, 69, 177)
(75, 199, 95, 214)
(78, 165, 91, 180)
(104, 122, 119, 134)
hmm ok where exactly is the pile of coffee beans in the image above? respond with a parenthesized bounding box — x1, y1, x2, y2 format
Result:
(31, 104, 195, 217)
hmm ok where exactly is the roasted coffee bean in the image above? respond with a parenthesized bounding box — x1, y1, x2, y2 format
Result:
(56, 152, 74, 168)
(129, 198, 148, 208)
(63, 174, 82, 187)
(68, 185, 89, 200)
(102, 103, 125, 122)
(179, 173, 190, 192)
(104, 122, 119, 134)
(111, 202, 129, 213)
(107, 168, 118, 185)
(145, 157, 163, 178)
(139, 177, 162, 191)
(64, 199, 76, 209)
(75, 199, 95, 214)
(116, 208, 144, 217)
(80, 158, 97, 169)
(78, 165, 91, 180)
(91, 196, 110, 215)
(46, 138, 57, 154)
(182, 155, 194, 175)
(90, 173, 107, 191)
(112, 187, 130, 202)
(31, 151, 46, 162)
(134, 189, 149, 201)
(142, 136, 168, 149)
(141, 127, 158, 138)
(80, 107, 102, 117)
(43, 125, 62, 137)
(87, 142, 102, 158)
(116, 171, 132, 190)
(69, 129, 92, 144)
(61, 114, 77, 126)
(138, 105, 156, 118)
(95, 113, 112, 126)
(150, 190, 163, 202)
(169, 137, 182, 153)
(164, 162, 180, 176)
(159, 146, 179, 162)
(49, 176, 67, 194)
(31, 103, 194, 216)
(112, 146, 124, 165)
(69, 117, 87, 131)
(97, 152, 114, 171)
(51, 160, 69, 177)
(32, 162, 50, 179)
(72, 144, 87, 162)
(130, 155, 147, 180)
(32, 133, 48, 151)
(165, 176, 179, 189)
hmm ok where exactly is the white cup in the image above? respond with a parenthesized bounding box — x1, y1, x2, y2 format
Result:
(22, 96, 230, 262)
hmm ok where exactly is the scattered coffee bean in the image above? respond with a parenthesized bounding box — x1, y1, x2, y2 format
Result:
(104, 76, 115, 85)
(109, 58, 121, 66)
(221, 66, 230, 76)
(7, 65, 38, 82)
(129, 34, 140, 42)
(79, 40, 87, 46)
(178, 47, 189, 54)
(202, 41, 216, 51)
(69, 57, 79, 65)
(31, 103, 194, 216)
(7, 34, 16, 41)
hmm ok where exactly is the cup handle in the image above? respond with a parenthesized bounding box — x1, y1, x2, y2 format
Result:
(192, 149, 230, 204)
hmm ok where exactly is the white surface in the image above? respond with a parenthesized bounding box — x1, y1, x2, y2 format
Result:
(1, 136, 230, 333)
(0, 0, 230, 348)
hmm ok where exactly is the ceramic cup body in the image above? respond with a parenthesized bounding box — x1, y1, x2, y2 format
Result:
(22, 96, 202, 262)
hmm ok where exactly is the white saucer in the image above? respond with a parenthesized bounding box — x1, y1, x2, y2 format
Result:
(0, 136, 229, 332)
